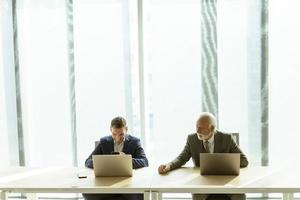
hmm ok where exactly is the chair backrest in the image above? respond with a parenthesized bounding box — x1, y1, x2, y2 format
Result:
(95, 141, 100, 148)
(231, 133, 239, 145)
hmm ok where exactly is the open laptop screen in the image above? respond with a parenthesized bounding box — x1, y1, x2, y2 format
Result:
(92, 155, 133, 177)
(200, 153, 240, 175)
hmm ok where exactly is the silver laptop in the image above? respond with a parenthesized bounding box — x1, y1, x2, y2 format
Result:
(200, 153, 240, 175)
(92, 155, 133, 177)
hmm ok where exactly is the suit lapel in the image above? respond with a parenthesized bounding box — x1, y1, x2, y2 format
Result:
(108, 136, 114, 153)
(213, 132, 220, 153)
(122, 135, 129, 153)
(198, 138, 205, 153)
(192, 134, 204, 153)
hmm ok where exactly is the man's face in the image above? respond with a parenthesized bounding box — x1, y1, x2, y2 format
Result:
(111, 127, 127, 144)
(196, 118, 214, 140)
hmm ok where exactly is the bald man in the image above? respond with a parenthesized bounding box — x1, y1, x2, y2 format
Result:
(158, 112, 249, 200)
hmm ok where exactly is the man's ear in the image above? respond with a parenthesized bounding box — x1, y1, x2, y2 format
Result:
(211, 125, 215, 132)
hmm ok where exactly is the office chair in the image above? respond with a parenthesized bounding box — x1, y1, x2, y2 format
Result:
(231, 133, 239, 145)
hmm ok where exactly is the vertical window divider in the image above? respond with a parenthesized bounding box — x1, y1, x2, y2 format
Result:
(260, 0, 269, 167)
(12, 0, 25, 166)
(65, 0, 78, 167)
(137, 0, 147, 149)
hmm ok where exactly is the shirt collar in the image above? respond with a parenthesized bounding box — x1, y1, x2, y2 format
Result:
(113, 135, 126, 144)
(205, 132, 215, 143)
(197, 132, 215, 143)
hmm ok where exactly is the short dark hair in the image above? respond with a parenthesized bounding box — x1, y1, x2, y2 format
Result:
(110, 116, 127, 128)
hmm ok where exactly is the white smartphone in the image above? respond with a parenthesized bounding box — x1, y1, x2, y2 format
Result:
(77, 172, 87, 179)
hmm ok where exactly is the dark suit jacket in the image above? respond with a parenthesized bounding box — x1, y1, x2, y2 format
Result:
(85, 134, 148, 169)
(168, 131, 249, 170)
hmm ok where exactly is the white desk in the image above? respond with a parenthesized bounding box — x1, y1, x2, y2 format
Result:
(0, 167, 153, 200)
(150, 166, 299, 200)
(1, 166, 300, 200)
(0, 167, 39, 200)
(0, 167, 34, 178)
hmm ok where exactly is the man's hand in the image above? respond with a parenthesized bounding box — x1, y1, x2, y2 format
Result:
(158, 164, 170, 174)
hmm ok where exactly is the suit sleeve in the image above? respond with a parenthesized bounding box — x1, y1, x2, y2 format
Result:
(168, 136, 191, 170)
(229, 135, 249, 168)
(132, 139, 149, 169)
(84, 141, 104, 169)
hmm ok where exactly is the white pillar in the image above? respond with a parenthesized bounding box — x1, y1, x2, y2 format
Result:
(26, 193, 37, 200)
(0, 191, 7, 200)
(151, 191, 162, 200)
(143, 191, 150, 200)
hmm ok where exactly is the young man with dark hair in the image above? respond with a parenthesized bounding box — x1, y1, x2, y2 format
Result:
(83, 116, 148, 200)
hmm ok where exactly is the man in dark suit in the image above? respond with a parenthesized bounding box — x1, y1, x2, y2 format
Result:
(83, 116, 148, 200)
(158, 112, 248, 200)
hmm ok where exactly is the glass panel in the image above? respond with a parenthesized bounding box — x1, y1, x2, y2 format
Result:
(269, 0, 300, 167)
(218, 0, 263, 165)
(0, 0, 19, 167)
(144, 0, 202, 165)
(0, 29, 10, 167)
(73, 0, 140, 166)
(17, 0, 73, 166)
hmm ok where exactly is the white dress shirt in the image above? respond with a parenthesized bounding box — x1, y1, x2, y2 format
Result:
(114, 139, 125, 152)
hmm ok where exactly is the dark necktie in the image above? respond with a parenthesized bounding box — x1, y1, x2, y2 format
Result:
(203, 140, 210, 153)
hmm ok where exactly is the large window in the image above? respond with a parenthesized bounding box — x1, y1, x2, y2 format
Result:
(1, 0, 300, 172)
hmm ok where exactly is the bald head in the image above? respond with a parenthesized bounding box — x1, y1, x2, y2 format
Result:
(196, 112, 217, 140)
